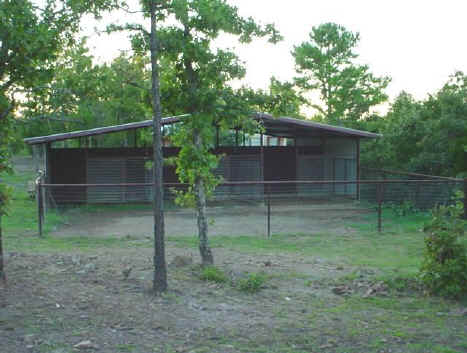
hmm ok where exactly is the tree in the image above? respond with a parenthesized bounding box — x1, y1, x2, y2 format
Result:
(292, 22, 390, 126)
(21, 41, 152, 142)
(361, 73, 467, 177)
(415, 72, 467, 176)
(113, 0, 169, 292)
(360, 91, 423, 171)
(0, 0, 120, 283)
(120, 0, 280, 265)
(148, 0, 167, 293)
(162, 1, 280, 265)
(239, 77, 306, 118)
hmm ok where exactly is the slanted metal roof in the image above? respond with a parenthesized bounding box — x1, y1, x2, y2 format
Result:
(24, 113, 380, 145)
(23, 115, 188, 145)
(254, 113, 381, 138)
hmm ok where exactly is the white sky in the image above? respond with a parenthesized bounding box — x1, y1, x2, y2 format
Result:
(84, 0, 467, 108)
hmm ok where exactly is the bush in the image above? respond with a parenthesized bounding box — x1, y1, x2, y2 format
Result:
(199, 266, 228, 283)
(237, 272, 268, 293)
(419, 193, 467, 298)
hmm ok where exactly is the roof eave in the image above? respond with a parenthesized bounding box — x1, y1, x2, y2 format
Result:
(253, 113, 382, 139)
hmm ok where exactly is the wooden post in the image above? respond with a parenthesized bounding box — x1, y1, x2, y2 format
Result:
(464, 179, 467, 220)
(356, 138, 360, 200)
(377, 183, 382, 232)
(0, 214, 5, 284)
(260, 133, 264, 198)
(37, 180, 43, 237)
(267, 184, 271, 239)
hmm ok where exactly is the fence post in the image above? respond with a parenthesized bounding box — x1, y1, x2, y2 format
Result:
(36, 174, 44, 238)
(377, 182, 382, 232)
(267, 184, 271, 239)
(464, 179, 467, 220)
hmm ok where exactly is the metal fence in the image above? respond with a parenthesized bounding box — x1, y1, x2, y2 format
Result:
(36, 179, 466, 237)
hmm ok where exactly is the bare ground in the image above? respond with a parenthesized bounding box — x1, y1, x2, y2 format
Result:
(50, 203, 369, 239)
(1, 244, 466, 353)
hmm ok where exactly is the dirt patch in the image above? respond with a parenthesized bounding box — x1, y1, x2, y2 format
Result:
(1, 246, 465, 353)
(52, 205, 369, 238)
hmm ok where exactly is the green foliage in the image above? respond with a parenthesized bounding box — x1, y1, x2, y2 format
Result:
(0, 183, 13, 216)
(237, 272, 268, 293)
(170, 116, 223, 207)
(292, 22, 390, 125)
(239, 77, 306, 118)
(419, 194, 467, 298)
(116, 1, 281, 217)
(21, 41, 152, 141)
(362, 73, 467, 176)
(386, 200, 419, 217)
(1, 0, 121, 208)
(199, 265, 228, 283)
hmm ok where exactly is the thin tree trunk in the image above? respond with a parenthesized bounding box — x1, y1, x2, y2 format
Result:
(194, 130, 213, 266)
(0, 214, 6, 284)
(150, 0, 167, 293)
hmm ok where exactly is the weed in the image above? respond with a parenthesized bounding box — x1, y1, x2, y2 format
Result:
(237, 272, 267, 293)
(199, 266, 228, 283)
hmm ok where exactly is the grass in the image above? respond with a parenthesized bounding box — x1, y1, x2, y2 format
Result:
(236, 272, 268, 293)
(168, 226, 425, 276)
(1, 171, 64, 236)
(199, 265, 228, 283)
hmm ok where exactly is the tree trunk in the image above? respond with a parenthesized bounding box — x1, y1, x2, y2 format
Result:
(194, 130, 213, 266)
(150, 0, 167, 293)
(0, 214, 6, 284)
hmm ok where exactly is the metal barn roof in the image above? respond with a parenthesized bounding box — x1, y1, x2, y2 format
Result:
(23, 113, 381, 145)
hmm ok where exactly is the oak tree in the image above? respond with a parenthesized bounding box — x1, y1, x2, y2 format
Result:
(121, 0, 280, 265)
(0, 0, 120, 283)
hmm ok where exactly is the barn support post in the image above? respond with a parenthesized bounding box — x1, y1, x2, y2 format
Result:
(44, 143, 52, 215)
(377, 182, 383, 232)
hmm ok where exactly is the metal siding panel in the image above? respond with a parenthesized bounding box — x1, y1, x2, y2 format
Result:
(87, 158, 125, 203)
(126, 158, 148, 201)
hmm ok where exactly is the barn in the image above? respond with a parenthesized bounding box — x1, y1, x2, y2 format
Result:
(23, 113, 380, 204)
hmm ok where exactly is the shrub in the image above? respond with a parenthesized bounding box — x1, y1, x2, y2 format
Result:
(237, 272, 268, 293)
(418, 193, 467, 298)
(199, 266, 228, 283)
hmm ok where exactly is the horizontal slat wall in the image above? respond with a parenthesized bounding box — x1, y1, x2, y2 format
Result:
(228, 154, 262, 199)
(87, 159, 125, 203)
(126, 158, 148, 201)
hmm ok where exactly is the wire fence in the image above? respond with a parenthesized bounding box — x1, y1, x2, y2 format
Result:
(36, 179, 466, 238)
